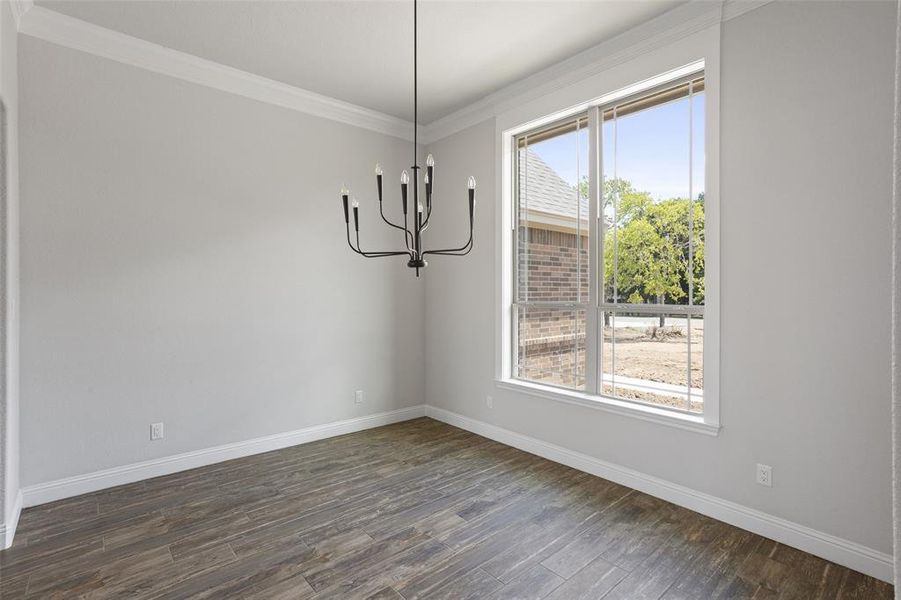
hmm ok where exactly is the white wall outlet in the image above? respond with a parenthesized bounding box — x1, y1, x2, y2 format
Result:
(756, 463, 772, 487)
(354, 390, 364, 404)
(150, 422, 164, 441)
(486, 395, 493, 409)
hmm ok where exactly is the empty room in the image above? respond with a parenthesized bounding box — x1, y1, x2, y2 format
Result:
(0, 0, 899, 597)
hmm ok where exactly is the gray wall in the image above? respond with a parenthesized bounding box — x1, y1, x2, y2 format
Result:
(19, 36, 424, 485)
(0, 0, 21, 538)
(425, 1, 896, 556)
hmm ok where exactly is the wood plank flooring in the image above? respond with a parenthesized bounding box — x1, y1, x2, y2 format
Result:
(0, 418, 892, 599)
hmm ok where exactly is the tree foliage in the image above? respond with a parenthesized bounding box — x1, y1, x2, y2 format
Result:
(581, 177, 704, 305)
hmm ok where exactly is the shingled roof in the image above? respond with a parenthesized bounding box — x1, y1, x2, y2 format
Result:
(519, 149, 589, 227)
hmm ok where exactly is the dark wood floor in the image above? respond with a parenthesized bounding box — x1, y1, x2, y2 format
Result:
(0, 418, 892, 599)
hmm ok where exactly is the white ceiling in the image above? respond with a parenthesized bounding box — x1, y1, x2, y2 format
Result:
(37, 0, 686, 124)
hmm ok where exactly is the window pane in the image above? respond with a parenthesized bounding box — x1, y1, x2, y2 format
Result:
(601, 312, 701, 412)
(516, 119, 589, 303)
(517, 306, 585, 390)
(603, 80, 705, 307)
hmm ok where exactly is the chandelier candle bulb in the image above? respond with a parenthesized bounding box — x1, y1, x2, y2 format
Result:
(375, 164, 383, 202)
(341, 186, 350, 224)
(352, 198, 360, 232)
(401, 170, 409, 214)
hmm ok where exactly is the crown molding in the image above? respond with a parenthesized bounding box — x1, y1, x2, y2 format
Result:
(721, 0, 775, 21)
(17, 6, 415, 141)
(8, 0, 33, 30)
(12, 1, 775, 145)
(420, 0, 775, 144)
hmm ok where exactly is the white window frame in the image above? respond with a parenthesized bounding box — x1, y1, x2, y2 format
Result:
(495, 28, 720, 435)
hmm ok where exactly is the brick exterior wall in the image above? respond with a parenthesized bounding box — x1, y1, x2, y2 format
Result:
(517, 225, 588, 388)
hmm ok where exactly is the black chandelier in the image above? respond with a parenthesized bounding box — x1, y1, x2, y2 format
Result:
(340, 0, 475, 277)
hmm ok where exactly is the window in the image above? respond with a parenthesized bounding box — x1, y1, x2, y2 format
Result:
(509, 71, 709, 420)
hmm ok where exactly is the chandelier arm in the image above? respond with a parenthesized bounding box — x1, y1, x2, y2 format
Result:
(355, 229, 413, 258)
(422, 224, 473, 256)
(419, 175, 432, 230)
(379, 202, 414, 247)
(422, 201, 473, 256)
(359, 251, 412, 258)
(419, 201, 433, 230)
(423, 241, 473, 256)
(418, 194, 434, 233)
(403, 208, 414, 254)
(345, 223, 364, 253)
(424, 249, 472, 257)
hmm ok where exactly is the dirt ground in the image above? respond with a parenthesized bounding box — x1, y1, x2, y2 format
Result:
(519, 320, 704, 413)
(601, 324, 703, 412)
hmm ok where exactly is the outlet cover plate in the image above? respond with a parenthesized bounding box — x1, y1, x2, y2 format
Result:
(756, 463, 772, 487)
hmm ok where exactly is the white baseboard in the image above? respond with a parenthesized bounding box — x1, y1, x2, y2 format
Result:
(0, 490, 23, 550)
(424, 405, 894, 583)
(22, 405, 426, 509)
(13, 404, 893, 582)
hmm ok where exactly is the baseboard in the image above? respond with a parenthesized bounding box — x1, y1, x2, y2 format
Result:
(15, 404, 893, 581)
(22, 405, 426, 509)
(0, 490, 23, 550)
(424, 405, 894, 583)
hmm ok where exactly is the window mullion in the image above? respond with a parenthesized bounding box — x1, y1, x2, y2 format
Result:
(511, 139, 522, 378)
(585, 107, 600, 395)
(687, 79, 694, 411)
(511, 302, 520, 378)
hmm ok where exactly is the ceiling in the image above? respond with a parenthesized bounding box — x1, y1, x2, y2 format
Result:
(37, 0, 686, 124)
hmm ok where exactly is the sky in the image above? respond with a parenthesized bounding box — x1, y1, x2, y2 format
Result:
(530, 93, 705, 201)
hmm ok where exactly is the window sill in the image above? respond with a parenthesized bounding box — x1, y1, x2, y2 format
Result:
(494, 379, 721, 436)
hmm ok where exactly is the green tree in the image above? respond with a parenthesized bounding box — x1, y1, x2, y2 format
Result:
(579, 177, 653, 223)
(603, 215, 683, 314)
(575, 177, 704, 314)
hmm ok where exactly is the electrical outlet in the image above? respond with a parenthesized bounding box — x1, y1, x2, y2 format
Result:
(486, 395, 493, 409)
(355, 390, 364, 404)
(756, 463, 772, 487)
(150, 422, 164, 441)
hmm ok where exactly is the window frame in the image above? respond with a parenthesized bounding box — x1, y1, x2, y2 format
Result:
(496, 53, 720, 435)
